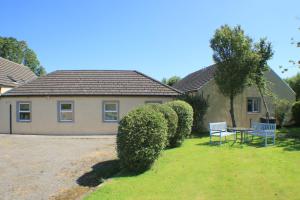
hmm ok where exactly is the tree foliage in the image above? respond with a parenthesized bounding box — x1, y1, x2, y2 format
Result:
(162, 76, 181, 86)
(0, 37, 46, 76)
(210, 25, 257, 127)
(250, 38, 274, 120)
(285, 73, 300, 100)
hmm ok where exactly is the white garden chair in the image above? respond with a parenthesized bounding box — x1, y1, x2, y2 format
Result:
(248, 122, 276, 146)
(209, 122, 236, 145)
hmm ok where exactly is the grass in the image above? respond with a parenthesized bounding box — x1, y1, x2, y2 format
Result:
(85, 128, 300, 200)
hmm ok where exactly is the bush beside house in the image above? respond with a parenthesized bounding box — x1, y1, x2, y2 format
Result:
(117, 100, 193, 173)
(165, 100, 193, 147)
(292, 101, 300, 125)
(146, 104, 178, 147)
(117, 106, 168, 173)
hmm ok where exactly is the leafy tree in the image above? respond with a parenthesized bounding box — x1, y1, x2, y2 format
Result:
(0, 37, 46, 76)
(285, 73, 300, 100)
(162, 76, 181, 86)
(250, 38, 274, 121)
(210, 25, 256, 127)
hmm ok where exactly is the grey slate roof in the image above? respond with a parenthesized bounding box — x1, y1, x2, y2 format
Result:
(0, 57, 37, 87)
(173, 64, 217, 92)
(3, 70, 181, 96)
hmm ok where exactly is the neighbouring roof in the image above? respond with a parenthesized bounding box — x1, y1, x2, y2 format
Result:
(173, 64, 217, 92)
(2, 70, 181, 97)
(0, 57, 37, 87)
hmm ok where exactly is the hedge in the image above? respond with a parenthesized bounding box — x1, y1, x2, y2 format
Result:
(292, 101, 300, 125)
(165, 100, 193, 147)
(117, 106, 168, 173)
(146, 104, 178, 147)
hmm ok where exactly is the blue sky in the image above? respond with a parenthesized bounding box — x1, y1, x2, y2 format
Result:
(1, 0, 299, 80)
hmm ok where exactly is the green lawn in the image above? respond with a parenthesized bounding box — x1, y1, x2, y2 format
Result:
(85, 128, 300, 200)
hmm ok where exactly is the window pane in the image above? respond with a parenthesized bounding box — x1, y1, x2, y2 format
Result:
(105, 112, 118, 121)
(61, 103, 72, 110)
(247, 99, 252, 112)
(105, 103, 117, 111)
(20, 103, 30, 111)
(19, 112, 30, 120)
(61, 112, 73, 121)
(253, 99, 259, 112)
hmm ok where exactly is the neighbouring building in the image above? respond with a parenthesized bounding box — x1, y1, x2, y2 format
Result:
(0, 70, 181, 135)
(0, 57, 37, 94)
(173, 64, 296, 129)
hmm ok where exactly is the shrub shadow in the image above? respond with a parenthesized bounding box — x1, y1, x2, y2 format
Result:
(77, 159, 120, 187)
(76, 159, 148, 188)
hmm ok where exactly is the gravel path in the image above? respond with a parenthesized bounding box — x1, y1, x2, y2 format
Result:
(0, 134, 116, 200)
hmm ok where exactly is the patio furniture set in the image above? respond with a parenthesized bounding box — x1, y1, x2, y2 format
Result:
(209, 122, 276, 146)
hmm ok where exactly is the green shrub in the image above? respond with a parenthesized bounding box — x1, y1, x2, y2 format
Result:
(292, 101, 300, 125)
(146, 104, 178, 147)
(274, 99, 292, 127)
(179, 92, 209, 133)
(117, 106, 168, 173)
(165, 100, 193, 147)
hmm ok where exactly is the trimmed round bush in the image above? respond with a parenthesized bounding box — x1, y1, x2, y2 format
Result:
(117, 106, 168, 173)
(146, 104, 178, 147)
(165, 100, 193, 147)
(292, 101, 300, 125)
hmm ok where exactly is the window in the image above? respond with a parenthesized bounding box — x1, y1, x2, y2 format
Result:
(17, 102, 31, 122)
(58, 101, 74, 122)
(247, 98, 260, 113)
(103, 101, 119, 122)
(145, 101, 163, 104)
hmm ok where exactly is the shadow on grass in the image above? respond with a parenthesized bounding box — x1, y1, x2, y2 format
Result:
(76, 159, 148, 188)
(276, 137, 300, 151)
(197, 134, 300, 151)
(77, 159, 120, 187)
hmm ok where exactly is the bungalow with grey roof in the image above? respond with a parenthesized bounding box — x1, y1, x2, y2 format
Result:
(0, 69, 181, 135)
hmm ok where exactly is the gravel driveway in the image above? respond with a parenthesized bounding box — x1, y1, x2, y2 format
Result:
(0, 134, 116, 200)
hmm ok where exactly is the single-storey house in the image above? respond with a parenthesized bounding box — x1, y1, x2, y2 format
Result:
(173, 64, 296, 129)
(0, 70, 180, 135)
(0, 57, 37, 94)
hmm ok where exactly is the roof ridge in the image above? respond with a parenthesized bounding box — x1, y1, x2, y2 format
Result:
(53, 69, 136, 72)
(134, 70, 183, 94)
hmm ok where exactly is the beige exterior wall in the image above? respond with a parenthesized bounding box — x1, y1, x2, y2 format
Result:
(0, 87, 13, 94)
(199, 70, 296, 130)
(0, 96, 173, 135)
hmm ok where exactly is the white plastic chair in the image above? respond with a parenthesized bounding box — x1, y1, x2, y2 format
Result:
(209, 122, 236, 145)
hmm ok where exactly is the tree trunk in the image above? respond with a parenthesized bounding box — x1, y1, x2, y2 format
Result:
(258, 87, 270, 123)
(229, 94, 237, 127)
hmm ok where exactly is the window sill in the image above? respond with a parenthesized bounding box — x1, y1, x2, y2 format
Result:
(17, 120, 31, 123)
(103, 120, 119, 123)
(247, 112, 261, 115)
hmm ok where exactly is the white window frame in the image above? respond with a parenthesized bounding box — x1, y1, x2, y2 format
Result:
(103, 101, 119, 122)
(247, 97, 260, 113)
(17, 102, 31, 122)
(58, 101, 74, 122)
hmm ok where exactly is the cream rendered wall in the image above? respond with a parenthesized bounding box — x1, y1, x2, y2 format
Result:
(0, 96, 173, 135)
(199, 70, 296, 129)
(0, 87, 13, 94)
